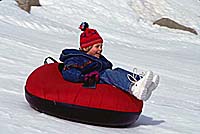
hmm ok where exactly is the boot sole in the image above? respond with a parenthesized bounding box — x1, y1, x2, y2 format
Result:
(135, 71, 153, 100)
(143, 75, 160, 101)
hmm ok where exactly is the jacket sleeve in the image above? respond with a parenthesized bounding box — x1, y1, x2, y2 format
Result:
(62, 67, 84, 82)
(81, 62, 99, 74)
(61, 59, 84, 82)
(80, 55, 112, 74)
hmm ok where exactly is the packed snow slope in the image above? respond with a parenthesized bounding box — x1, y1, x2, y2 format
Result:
(0, 0, 200, 134)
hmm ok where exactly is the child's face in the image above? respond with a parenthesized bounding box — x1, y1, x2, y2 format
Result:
(87, 43, 103, 58)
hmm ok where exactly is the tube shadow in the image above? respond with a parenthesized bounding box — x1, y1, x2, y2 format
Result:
(129, 115, 165, 128)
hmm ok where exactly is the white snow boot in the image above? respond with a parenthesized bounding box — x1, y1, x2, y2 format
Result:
(143, 74, 160, 101)
(130, 70, 153, 100)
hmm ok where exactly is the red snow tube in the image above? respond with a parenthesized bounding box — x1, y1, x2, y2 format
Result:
(25, 63, 143, 127)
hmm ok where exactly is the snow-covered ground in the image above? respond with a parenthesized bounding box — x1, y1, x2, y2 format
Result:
(0, 0, 200, 133)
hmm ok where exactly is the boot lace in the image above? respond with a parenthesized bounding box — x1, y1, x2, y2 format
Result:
(127, 68, 145, 84)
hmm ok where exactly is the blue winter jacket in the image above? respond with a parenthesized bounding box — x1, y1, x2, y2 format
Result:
(59, 49, 113, 82)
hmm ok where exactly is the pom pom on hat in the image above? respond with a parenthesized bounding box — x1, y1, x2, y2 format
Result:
(79, 22, 89, 31)
(79, 22, 103, 49)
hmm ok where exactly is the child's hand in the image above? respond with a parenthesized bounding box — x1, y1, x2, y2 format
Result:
(84, 71, 100, 82)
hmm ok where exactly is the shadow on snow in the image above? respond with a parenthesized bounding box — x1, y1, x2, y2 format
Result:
(130, 115, 165, 128)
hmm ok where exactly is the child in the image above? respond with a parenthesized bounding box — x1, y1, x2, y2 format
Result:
(59, 22, 159, 101)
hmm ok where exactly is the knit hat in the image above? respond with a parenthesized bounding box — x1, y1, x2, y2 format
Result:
(79, 22, 103, 49)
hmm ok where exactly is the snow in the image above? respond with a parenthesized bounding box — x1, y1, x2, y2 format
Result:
(0, 0, 200, 133)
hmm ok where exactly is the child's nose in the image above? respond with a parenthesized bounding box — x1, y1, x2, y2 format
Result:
(99, 47, 102, 51)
